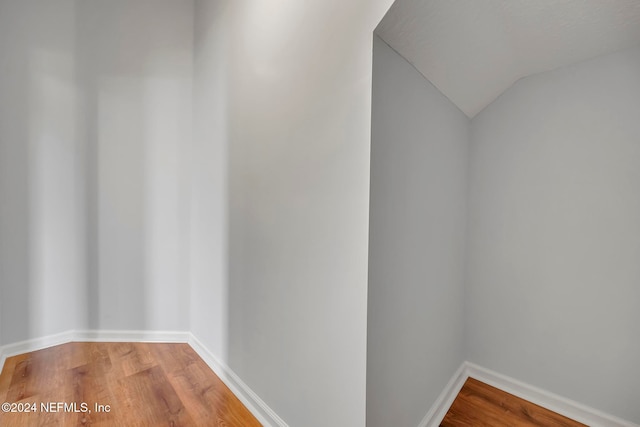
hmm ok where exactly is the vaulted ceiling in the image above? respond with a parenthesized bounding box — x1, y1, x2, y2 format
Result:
(376, 0, 640, 117)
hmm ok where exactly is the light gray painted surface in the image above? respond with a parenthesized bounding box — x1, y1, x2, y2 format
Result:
(76, 0, 193, 332)
(0, 0, 193, 343)
(367, 36, 468, 427)
(467, 47, 640, 423)
(0, 0, 83, 345)
(213, 1, 394, 426)
(190, 0, 230, 360)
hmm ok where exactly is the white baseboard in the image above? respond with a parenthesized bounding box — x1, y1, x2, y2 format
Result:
(74, 329, 190, 343)
(0, 330, 287, 427)
(417, 362, 468, 427)
(419, 361, 639, 427)
(188, 333, 289, 427)
(0, 330, 76, 371)
(8, 334, 632, 427)
(466, 362, 639, 427)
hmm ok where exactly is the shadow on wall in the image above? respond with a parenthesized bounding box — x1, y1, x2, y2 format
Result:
(189, 0, 231, 364)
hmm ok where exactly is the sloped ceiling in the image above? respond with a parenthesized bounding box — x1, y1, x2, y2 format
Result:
(376, 0, 640, 117)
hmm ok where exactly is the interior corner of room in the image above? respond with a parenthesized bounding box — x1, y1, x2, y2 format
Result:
(0, 0, 639, 426)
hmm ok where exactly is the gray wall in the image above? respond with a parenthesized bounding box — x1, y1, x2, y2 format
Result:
(367, 36, 468, 427)
(0, 0, 193, 344)
(467, 47, 640, 423)
(0, 0, 83, 345)
(190, 0, 230, 360)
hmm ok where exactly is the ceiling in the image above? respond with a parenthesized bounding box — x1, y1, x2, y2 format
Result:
(376, 0, 640, 117)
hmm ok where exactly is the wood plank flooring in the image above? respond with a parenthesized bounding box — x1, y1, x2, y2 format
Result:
(441, 377, 586, 427)
(0, 342, 262, 426)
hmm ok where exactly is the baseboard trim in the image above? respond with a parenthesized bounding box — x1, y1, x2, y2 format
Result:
(74, 329, 190, 343)
(188, 333, 289, 427)
(0, 330, 76, 372)
(417, 362, 468, 427)
(465, 362, 639, 427)
(8, 335, 631, 427)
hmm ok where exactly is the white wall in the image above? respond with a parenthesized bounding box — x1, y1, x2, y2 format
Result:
(367, 36, 468, 427)
(190, 1, 393, 426)
(0, 0, 83, 344)
(0, 0, 193, 343)
(76, 0, 193, 331)
(467, 47, 640, 423)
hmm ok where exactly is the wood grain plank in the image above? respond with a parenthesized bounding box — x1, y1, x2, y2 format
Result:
(441, 377, 587, 427)
(118, 365, 195, 426)
(0, 342, 262, 426)
(166, 355, 262, 426)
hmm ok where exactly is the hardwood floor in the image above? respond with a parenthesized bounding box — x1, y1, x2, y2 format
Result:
(441, 377, 586, 427)
(0, 342, 262, 426)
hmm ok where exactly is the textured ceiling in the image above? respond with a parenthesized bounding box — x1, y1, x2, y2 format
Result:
(376, 0, 640, 117)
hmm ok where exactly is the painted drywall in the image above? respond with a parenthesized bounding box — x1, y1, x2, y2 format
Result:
(76, 0, 193, 332)
(2, 2, 407, 424)
(0, 0, 193, 344)
(467, 47, 640, 423)
(367, 36, 468, 427)
(190, 0, 230, 360)
(187, 1, 393, 425)
(0, 0, 83, 345)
